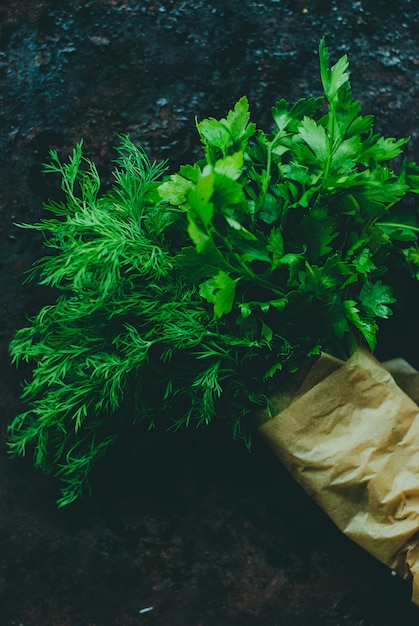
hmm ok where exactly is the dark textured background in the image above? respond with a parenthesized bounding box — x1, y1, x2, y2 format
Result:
(1, 2, 419, 624)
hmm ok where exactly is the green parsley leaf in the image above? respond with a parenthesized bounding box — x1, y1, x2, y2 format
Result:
(200, 271, 237, 318)
(359, 281, 395, 319)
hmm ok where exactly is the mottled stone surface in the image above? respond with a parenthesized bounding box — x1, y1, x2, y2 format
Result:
(1, 2, 419, 624)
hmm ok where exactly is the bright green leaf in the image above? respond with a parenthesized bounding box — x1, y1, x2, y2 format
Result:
(158, 173, 194, 205)
(298, 117, 328, 164)
(199, 271, 237, 318)
(359, 281, 395, 319)
(343, 299, 378, 350)
(214, 152, 244, 180)
(187, 219, 211, 253)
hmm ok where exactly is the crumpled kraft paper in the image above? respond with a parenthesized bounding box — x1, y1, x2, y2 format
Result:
(258, 348, 419, 605)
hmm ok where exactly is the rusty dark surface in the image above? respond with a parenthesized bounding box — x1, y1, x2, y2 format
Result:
(1, 1, 419, 624)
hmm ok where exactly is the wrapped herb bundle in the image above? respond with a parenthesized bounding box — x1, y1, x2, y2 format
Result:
(9, 39, 419, 512)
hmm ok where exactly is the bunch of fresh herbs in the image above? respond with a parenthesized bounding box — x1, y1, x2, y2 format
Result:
(9, 39, 419, 505)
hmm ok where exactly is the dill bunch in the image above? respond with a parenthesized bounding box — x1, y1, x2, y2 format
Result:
(9, 136, 288, 506)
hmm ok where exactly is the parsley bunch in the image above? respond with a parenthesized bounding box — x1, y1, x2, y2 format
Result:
(9, 39, 419, 505)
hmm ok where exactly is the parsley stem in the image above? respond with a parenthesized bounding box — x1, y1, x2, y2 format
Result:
(323, 98, 338, 185)
(377, 221, 419, 233)
(254, 141, 273, 214)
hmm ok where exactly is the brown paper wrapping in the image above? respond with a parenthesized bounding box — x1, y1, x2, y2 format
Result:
(258, 348, 419, 605)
